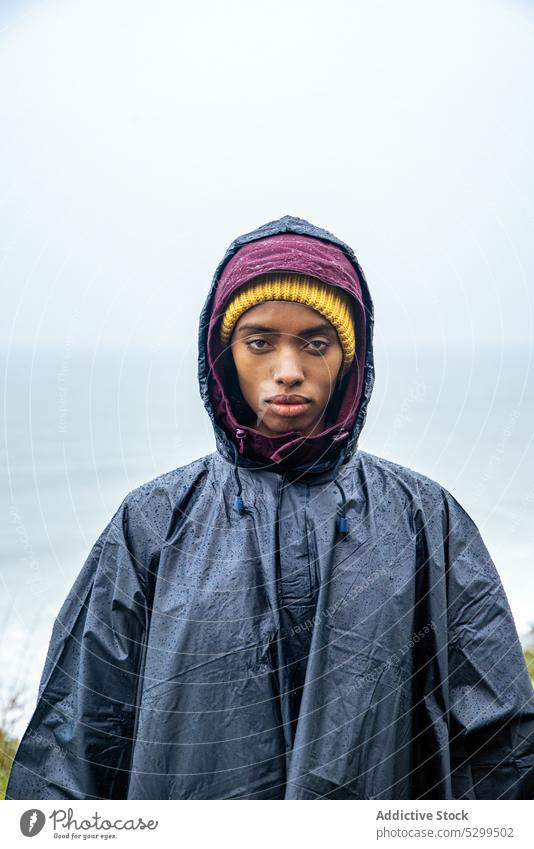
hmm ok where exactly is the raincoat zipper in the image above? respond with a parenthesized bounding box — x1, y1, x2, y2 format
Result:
(273, 468, 295, 768)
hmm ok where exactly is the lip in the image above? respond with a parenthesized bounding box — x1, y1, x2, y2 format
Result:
(265, 395, 312, 417)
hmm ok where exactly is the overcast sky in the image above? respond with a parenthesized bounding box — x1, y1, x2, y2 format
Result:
(1, 0, 533, 351)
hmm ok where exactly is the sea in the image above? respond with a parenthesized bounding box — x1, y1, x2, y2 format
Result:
(1, 343, 533, 736)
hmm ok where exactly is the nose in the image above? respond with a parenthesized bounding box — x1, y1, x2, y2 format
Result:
(272, 345, 305, 385)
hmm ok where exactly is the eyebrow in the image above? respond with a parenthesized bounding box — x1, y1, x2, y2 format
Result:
(236, 322, 336, 336)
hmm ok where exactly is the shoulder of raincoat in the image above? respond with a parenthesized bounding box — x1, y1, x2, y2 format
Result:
(7, 215, 534, 801)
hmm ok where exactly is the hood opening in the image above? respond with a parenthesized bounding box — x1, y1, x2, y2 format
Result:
(198, 216, 375, 476)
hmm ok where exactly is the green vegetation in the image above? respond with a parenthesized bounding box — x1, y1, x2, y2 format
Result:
(523, 623, 534, 685)
(0, 728, 19, 800)
(0, 684, 25, 801)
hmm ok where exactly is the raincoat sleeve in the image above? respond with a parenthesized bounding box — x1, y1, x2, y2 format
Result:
(6, 496, 152, 800)
(444, 493, 534, 800)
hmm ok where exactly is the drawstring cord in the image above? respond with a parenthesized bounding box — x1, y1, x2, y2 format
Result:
(230, 440, 246, 515)
(331, 448, 350, 538)
(231, 429, 350, 537)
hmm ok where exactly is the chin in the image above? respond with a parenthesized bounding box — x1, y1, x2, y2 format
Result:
(260, 414, 313, 435)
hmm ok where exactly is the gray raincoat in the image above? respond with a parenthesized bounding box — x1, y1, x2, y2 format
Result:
(7, 215, 534, 800)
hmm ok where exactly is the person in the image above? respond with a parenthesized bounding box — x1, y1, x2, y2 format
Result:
(7, 214, 534, 800)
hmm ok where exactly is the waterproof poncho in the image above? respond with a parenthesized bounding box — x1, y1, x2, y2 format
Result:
(7, 215, 534, 800)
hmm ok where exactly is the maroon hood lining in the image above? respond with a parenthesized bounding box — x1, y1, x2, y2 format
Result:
(206, 232, 367, 470)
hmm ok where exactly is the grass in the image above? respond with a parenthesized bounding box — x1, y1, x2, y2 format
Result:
(0, 685, 25, 801)
(0, 728, 19, 800)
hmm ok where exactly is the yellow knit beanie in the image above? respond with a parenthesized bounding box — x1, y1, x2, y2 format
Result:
(219, 272, 356, 369)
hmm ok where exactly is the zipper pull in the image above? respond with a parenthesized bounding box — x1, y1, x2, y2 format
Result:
(235, 428, 247, 455)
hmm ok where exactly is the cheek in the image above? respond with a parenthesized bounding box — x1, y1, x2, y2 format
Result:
(315, 351, 343, 384)
(232, 347, 251, 377)
(233, 353, 260, 394)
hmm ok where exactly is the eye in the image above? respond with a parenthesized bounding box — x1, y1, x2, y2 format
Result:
(306, 339, 329, 354)
(246, 338, 272, 351)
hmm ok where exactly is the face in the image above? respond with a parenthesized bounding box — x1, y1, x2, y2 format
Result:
(229, 300, 345, 438)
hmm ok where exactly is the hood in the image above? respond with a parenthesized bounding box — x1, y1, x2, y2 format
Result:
(198, 215, 375, 481)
